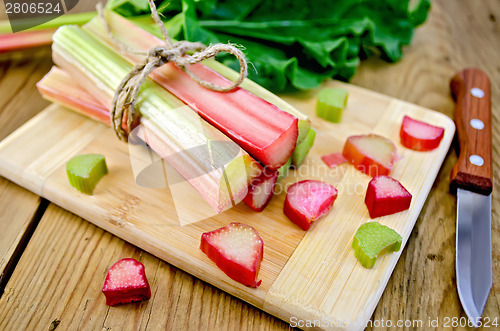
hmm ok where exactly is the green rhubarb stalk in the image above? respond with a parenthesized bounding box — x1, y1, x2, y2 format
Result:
(277, 157, 292, 182)
(0, 12, 96, 53)
(291, 128, 316, 168)
(66, 153, 108, 195)
(52, 25, 262, 212)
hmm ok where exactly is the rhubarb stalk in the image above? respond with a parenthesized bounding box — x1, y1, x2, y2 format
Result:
(84, 11, 309, 169)
(51, 25, 262, 212)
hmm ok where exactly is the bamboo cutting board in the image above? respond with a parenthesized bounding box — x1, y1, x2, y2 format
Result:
(0, 80, 454, 330)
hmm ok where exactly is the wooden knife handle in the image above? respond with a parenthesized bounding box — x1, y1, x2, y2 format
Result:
(450, 68, 492, 195)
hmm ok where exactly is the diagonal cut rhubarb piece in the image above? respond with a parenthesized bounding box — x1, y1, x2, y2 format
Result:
(321, 152, 347, 169)
(284, 180, 338, 230)
(83, 11, 303, 170)
(37, 67, 111, 125)
(200, 223, 264, 287)
(342, 134, 397, 177)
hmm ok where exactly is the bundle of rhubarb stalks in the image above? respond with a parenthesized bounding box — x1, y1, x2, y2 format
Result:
(37, 10, 314, 213)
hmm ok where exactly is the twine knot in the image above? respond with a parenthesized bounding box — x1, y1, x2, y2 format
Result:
(98, 0, 248, 141)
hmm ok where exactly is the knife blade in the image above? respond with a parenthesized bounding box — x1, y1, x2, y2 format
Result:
(450, 68, 493, 327)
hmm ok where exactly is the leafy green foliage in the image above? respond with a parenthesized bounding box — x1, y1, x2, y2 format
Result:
(107, 0, 430, 92)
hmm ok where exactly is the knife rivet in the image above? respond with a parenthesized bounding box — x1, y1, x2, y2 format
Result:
(470, 87, 485, 98)
(470, 119, 485, 130)
(469, 155, 484, 166)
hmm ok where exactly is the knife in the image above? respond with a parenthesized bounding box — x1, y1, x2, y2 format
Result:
(450, 68, 493, 327)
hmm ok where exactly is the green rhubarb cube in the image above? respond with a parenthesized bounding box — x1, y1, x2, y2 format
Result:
(316, 88, 349, 123)
(66, 153, 108, 195)
(352, 222, 402, 268)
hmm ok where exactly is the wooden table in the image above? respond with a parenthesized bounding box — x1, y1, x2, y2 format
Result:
(0, 1, 498, 329)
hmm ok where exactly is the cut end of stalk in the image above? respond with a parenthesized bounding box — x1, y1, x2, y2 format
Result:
(292, 128, 316, 168)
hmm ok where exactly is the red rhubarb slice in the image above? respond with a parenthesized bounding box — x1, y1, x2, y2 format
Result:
(400, 115, 445, 151)
(342, 134, 397, 177)
(321, 152, 347, 168)
(200, 223, 264, 287)
(102, 258, 151, 306)
(365, 175, 412, 218)
(284, 180, 338, 231)
(243, 170, 278, 212)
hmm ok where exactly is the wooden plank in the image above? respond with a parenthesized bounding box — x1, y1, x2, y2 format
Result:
(0, 179, 41, 291)
(0, 76, 455, 328)
(0, 204, 289, 330)
(0, 43, 50, 294)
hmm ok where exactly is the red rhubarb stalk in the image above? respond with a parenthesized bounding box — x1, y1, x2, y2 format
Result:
(37, 67, 111, 125)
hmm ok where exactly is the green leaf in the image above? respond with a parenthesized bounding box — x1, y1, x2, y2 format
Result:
(110, 0, 431, 92)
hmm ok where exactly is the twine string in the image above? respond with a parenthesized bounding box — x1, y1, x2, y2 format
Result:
(97, 0, 248, 141)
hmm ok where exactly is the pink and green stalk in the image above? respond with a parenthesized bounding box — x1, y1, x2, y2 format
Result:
(50, 25, 262, 212)
(84, 11, 308, 170)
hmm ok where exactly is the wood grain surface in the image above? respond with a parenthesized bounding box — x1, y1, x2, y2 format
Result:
(0, 0, 499, 330)
(0, 81, 455, 329)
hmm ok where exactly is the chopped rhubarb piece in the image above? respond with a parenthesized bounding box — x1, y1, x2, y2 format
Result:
(342, 134, 397, 177)
(365, 175, 412, 218)
(200, 223, 264, 287)
(292, 128, 316, 168)
(352, 222, 402, 268)
(66, 153, 108, 195)
(284, 180, 338, 231)
(400, 115, 445, 151)
(102, 258, 151, 306)
(316, 88, 348, 123)
(321, 152, 347, 168)
(243, 170, 278, 212)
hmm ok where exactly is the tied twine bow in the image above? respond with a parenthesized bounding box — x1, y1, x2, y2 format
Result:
(97, 0, 248, 141)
